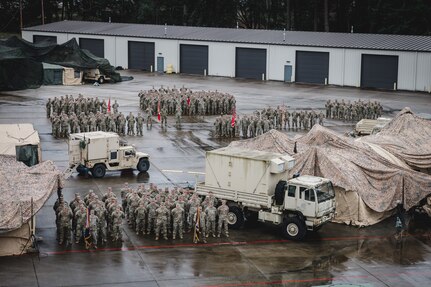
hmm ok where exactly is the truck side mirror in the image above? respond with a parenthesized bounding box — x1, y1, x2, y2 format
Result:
(293, 173, 300, 178)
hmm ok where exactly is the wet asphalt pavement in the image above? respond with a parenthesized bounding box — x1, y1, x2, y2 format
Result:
(1, 71, 431, 287)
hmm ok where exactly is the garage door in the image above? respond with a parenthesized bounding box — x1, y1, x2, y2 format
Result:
(33, 35, 57, 44)
(235, 48, 267, 80)
(180, 44, 208, 75)
(128, 41, 155, 71)
(79, 38, 104, 58)
(295, 51, 329, 84)
(361, 54, 398, 90)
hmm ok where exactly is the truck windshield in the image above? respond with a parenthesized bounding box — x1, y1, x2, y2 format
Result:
(315, 182, 335, 203)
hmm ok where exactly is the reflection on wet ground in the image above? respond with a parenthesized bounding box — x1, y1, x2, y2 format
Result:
(1, 72, 431, 287)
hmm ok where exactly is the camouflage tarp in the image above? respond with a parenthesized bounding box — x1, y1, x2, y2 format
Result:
(360, 107, 431, 172)
(229, 121, 431, 226)
(0, 155, 63, 231)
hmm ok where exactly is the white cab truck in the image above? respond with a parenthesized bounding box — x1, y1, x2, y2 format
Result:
(67, 131, 150, 178)
(195, 147, 336, 240)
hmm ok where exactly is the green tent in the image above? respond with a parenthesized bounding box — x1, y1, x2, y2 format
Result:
(0, 36, 121, 91)
(42, 62, 64, 85)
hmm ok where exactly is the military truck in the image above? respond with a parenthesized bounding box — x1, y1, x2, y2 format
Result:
(67, 131, 150, 178)
(355, 117, 392, 136)
(195, 147, 336, 240)
(83, 68, 110, 84)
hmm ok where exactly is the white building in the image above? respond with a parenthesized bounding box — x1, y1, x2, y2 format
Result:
(22, 21, 431, 92)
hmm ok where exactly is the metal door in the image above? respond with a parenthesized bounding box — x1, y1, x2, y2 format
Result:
(295, 51, 329, 84)
(361, 54, 399, 90)
(128, 41, 155, 71)
(180, 44, 208, 75)
(157, 57, 164, 73)
(235, 48, 267, 80)
(284, 65, 292, 82)
(79, 38, 104, 58)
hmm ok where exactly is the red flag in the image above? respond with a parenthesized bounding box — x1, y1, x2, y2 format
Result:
(187, 97, 191, 106)
(231, 108, 236, 128)
(107, 98, 111, 112)
(157, 100, 161, 121)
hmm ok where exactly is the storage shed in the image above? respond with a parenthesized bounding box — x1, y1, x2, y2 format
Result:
(22, 21, 431, 92)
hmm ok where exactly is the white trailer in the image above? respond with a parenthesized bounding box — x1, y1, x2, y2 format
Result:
(67, 131, 150, 178)
(196, 147, 336, 240)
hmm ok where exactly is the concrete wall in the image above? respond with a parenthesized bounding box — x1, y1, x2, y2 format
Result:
(21, 30, 431, 92)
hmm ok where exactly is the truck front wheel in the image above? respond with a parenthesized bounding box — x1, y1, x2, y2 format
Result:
(281, 217, 306, 241)
(137, 158, 150, 172)
(98, 77, 105, 84)
(91, 164, 106, 178)
(227, 206, 244, 229)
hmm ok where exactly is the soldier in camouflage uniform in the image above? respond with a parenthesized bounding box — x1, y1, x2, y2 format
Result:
(217, 200, 229, 237)
(111, 205, 124, 242)
(135, 201, 147, 235)
(112, 100, 119, 113)
(46, 98, 52, 118)
(127, 112, 135, 136)
(171, 203, 184, 239)
(205, 202, 217, 238)
(160, 106, 168, 128)
(74, 205, 87, 243)
(136, 112, 144, 136)
(194, 206, 207, 243)
(58, 202, 73, 246)
(155, 202, 169, 240)
(147, 199, 159, 235)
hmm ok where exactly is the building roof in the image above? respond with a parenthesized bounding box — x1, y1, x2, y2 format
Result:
(24, 20, 431, 52)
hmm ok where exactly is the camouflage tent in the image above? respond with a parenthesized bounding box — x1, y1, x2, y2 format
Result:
(359, 107, 431, 173)
(229, 116, 431, 226)
(0, 155, 63, 256)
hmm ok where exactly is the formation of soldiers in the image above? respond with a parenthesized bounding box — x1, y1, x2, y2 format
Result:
(325, 99, 383, 121)
(53, 188, 124, 248)
(139, 86, 236, 117)
(54, 183, 230, 247)
(121, 183, 229, 242)
(214, 106, 325, 138)
(47, 95, 147, 138)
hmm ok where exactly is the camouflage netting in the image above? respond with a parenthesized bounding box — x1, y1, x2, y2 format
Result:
(360, 107, 431, 172)
(0, 155, 63, 231)
(229, 113, 431, 226)
(0, 36, 121, 91)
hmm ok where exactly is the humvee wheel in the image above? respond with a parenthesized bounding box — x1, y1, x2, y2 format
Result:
(227, 206, 244, 229)
(91, 164, 106, 178)
(98, 77, 105, 84)
(281, 217, 306, 240)
(137, 158, 150, 172)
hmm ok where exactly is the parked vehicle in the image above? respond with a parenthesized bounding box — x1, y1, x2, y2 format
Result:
(195, 147, 336, 240)
(66, 131, 150, 178)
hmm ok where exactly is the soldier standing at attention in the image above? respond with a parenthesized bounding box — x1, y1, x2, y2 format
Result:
(171, 203, 185, 240)
(217, 200, 229, 238)
(155, 202, 169, 240)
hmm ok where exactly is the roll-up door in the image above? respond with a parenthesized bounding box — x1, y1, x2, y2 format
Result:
(128, 41, 155, 71)
(361, 54, 398, 90)
(33, 35, 57, 44)
(79, 38, 104, 58)
(295, 51, 329, 84)
(180, 44, 208, 75)
(235, 48, 267, 80)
